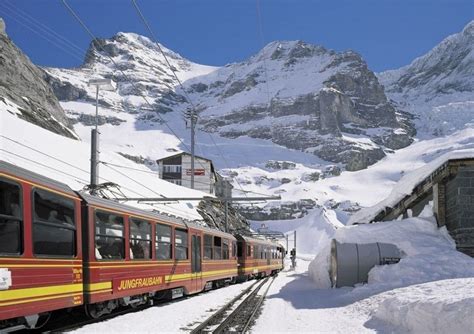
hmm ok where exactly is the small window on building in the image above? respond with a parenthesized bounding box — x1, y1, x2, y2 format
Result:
(33, 189, 76, 257)
(156, 223, 172, 260)
(95, 210, 124, 260)
(0, 179, 22, 255)
(213, 236, 222, 260)
(175, 229, 188, 260)
(222, 239, 229, 260)
(129, 218, 151, 260)
(204, 234, 213, 260)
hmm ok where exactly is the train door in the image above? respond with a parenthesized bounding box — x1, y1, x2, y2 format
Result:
(191, 234, 202, 292)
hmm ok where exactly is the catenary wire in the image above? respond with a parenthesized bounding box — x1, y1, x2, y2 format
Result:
(130, 0, 252, 199)
(61, 0, 209, 173)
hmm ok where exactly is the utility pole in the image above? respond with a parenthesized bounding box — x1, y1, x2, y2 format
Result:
(224, 200, 228, 233)
(190, 109, 196, 189)
(87, 78, 116, 195)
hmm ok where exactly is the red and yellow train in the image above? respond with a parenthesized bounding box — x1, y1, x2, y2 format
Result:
(0, 160, 284, 331)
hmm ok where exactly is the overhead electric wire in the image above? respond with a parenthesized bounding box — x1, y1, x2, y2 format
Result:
(0, 2, 85, 62)
(1, 0, 84, 54)
(100, 161, 166, 199)
(61, 0, 209, 173)
(0, 146, 199, 220)
(0, 135, 91, 176)
(130, 0, 252, 199)
(0, 149, 90, 185)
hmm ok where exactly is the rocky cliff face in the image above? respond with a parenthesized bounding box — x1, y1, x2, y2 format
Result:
(0, 18, 77, 139)
(185, 41, 414, 170)
(46, 35, 413, 171)
(378, 20, 474, 138)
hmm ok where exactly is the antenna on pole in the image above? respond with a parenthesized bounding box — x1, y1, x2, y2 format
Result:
(87, 78, 116, 195)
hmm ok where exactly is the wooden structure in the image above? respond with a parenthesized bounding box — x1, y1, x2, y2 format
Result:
(353, 158, 474, 257)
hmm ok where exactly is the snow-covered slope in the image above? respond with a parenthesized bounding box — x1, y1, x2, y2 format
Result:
(0, 105, 206, 221)
(45, 34, 413, 172)
(379, 20, 474, 138)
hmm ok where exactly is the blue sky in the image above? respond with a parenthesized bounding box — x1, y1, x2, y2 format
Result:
(1, 0, 472, 72)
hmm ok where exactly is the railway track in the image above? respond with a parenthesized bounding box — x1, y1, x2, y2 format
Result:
(191, 274, 277, 334)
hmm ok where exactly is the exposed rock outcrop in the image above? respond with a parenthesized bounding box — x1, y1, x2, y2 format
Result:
(0, 18, 77, 139)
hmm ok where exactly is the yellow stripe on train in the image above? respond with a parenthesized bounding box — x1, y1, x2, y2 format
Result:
(0, 283, 83, 302)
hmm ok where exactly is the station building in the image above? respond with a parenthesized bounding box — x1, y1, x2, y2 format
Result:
(157, 152, 217, 194)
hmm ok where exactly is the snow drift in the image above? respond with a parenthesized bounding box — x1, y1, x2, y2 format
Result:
(309, 206, 474, 290)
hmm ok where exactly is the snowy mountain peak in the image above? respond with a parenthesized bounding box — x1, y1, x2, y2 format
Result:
(378, 20, 474, 138)
(84, 31, 186, 67)
(254, 40, 332, 62)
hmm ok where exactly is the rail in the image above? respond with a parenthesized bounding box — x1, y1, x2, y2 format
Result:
(191, 274, 277, 333)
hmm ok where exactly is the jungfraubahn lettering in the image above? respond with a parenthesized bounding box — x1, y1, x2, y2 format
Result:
(116, 276, 163, 291)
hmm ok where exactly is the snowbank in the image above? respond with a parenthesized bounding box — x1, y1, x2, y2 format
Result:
(348, 149, 474, 225)
(309, 210, 474, 290)
(371, 278, 474, 334)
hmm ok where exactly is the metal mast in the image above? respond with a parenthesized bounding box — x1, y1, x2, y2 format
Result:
(190, 109, 196, 189)
(88, 78, 116, 195)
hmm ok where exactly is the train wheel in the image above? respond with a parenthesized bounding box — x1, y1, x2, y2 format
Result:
(85, 300, 117, 319)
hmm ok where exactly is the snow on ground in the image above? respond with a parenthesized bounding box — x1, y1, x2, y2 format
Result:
(371, 278, 474, 334)
(255, 259, 474, 334)
(71, 280, 256, 333)
(309, 209, 474, 290)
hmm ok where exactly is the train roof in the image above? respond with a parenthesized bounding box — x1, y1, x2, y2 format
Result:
(79, 192, 188, 228)
(236, 235, 282, 247)
(79, 192, 235, 240)
(0, 160, 236, 240)
(0, 160, 78, 198)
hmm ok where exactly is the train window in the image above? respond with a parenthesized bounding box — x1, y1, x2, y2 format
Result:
(95, 210, 124, 260)
(175, 229, 188, 260)
(129, 218, 151, 260)
(32, 189, 75, 257)
(204, 234, 213, 260)
(253, 245, 258, 259)
(156, 223, 172, 260)
(247, 245, 251, 258)
(232, 241, 237, 258)
(0, 179, 22, 255)
(222, 239, 229, 260)
(213, 236, 222, 260)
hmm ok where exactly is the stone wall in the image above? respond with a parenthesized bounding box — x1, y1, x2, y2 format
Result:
(445, 166, 474, 256)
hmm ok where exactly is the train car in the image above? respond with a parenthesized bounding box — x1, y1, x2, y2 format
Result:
(236, 235, 284, 280)
(79, 193, 238, 318)
(0, 160, 284, 331)
(0, 161, 83, 331)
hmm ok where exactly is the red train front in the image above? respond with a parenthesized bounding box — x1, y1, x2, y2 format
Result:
(0, 161, 83, 330)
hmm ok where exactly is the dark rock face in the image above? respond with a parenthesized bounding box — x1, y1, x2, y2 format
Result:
(265, 160, 297, 170)
(43, 72, 88, 101)
(68, 113, 126, 126)
(192, 42, 414, 171)
(0, 25, 76, 139)
(237, 199, 317, 221)
(197, 200, 250, 233)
